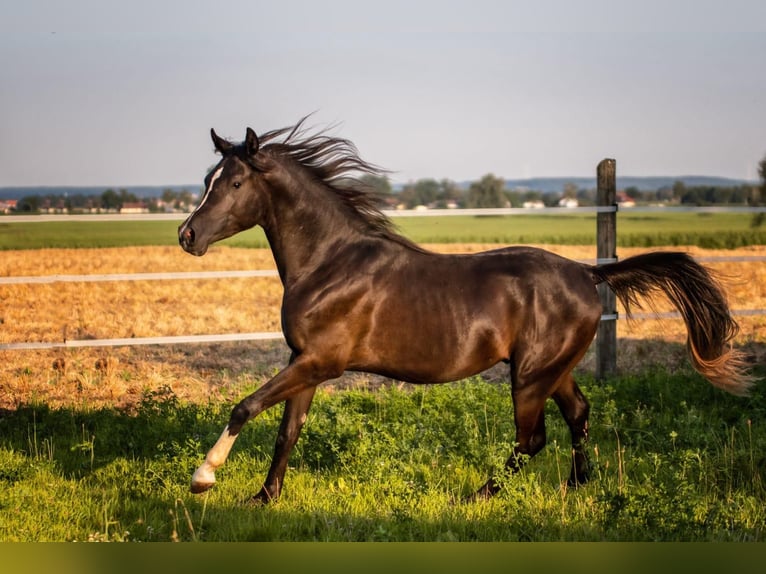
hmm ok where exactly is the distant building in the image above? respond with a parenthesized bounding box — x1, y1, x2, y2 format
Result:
(557, 197, 579, 208)
(522, 200, 545, 209)
(0, 199, 17, 214)
(616, 192, 636, 208)
(40, 198, 68, 214)
(120, 202, 149, 214)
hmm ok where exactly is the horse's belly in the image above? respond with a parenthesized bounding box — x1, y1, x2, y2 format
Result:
(350, 319, 511, 384)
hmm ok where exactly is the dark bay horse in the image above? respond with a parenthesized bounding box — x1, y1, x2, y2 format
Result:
(178, 118, 753, 502)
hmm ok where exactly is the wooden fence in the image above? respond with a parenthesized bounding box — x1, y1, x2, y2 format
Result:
(2, 162, 765, 381)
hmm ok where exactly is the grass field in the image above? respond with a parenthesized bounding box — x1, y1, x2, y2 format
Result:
(1, 217, 765, 541)
(2, 211, 765, 250)
(1, 369, 764, 541)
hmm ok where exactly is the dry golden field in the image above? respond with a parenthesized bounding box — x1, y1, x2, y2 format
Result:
(1, 244, 764, 410)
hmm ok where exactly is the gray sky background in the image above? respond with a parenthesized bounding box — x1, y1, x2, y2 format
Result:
(1, 0, 765, 187)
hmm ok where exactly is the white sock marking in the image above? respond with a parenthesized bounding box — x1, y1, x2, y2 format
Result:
(191, 425, 239, 490)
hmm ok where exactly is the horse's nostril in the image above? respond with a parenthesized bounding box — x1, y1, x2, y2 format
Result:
(181, 227, 195, 245)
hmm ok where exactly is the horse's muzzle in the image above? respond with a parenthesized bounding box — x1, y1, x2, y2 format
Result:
(178, 223, 207, 256)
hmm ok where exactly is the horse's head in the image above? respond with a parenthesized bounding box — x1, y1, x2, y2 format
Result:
(179, 128, 266, 256)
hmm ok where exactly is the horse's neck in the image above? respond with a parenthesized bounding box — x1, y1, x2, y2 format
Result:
(262, 177, 369, 286)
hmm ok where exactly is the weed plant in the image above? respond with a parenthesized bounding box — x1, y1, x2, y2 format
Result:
(1, 367, 764, 541)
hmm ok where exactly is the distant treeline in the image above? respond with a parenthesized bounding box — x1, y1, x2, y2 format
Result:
(3, 175, 763, 213)
(10, 188, 197, 213)
(363, 174, 763, 210)
(622, 180, 761, 207)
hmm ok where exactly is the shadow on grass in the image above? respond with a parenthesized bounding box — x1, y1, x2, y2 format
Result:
(2, 338, 763, 477)
(0, 338, 763, 541)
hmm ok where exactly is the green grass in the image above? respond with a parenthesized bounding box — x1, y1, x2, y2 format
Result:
(0, 220, 184, 250)
(1, 212, 764, 250)
(395, 212, 765, 247)
(1, 367, 764, 541)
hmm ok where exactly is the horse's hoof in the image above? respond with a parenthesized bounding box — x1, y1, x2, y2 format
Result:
(566, 473, 590, 488)
(463, 491, 491, 504)
(246, 487, 277, 506)
(245, 494, 269, 506)
(190, 464, 216, 494)
(464, 479, 499, 503)
(190, 481, 215, 494)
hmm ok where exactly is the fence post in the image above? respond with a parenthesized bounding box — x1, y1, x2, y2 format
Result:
(596, 158, 617, 380)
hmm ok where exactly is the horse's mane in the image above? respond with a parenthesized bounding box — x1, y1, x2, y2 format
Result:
(258, 117, 420, 249)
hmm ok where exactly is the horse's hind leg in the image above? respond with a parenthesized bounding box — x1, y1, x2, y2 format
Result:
(472, 385, 548, 500)
(552, 373, 591, 486)
(471, 320, 597, 500)
(249, 386, 316, 504)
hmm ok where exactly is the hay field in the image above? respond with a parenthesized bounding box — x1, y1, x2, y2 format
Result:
(1, 244, 764, 410)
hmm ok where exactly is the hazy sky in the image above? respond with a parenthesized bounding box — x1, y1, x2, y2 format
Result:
(1, 1, 765, 187)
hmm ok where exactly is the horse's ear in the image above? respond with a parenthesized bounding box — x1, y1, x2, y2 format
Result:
(245, 127, 260, 158)
(210, 129, 233, 155)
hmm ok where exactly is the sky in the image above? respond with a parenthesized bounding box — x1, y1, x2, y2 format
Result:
(1, 0, 765, 187)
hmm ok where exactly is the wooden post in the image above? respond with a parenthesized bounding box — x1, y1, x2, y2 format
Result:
(596, 159, 617, 380)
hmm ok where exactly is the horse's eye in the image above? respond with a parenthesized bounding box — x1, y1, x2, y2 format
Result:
(233, 181, 242, 189)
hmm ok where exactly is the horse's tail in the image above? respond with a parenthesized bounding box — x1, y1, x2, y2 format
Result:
(590, 251, 754, 396)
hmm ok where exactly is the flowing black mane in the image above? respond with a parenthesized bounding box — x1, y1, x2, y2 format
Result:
(257, 118, 417, 247)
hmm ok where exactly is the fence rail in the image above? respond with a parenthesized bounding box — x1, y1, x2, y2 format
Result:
(4, 307, 766, 352)
(4, 255, 765, 286)
(0, 270, 279, 285)
(0, 332, 284, 351)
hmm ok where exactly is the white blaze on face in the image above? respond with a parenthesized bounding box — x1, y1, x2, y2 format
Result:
(192, 165, 224, 217)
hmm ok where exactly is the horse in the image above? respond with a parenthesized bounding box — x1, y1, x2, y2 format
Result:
(178, 117, 753, 503)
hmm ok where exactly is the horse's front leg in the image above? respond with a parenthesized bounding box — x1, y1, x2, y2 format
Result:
(190, 355, 328, 495)
(250, 386, 316, 504)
